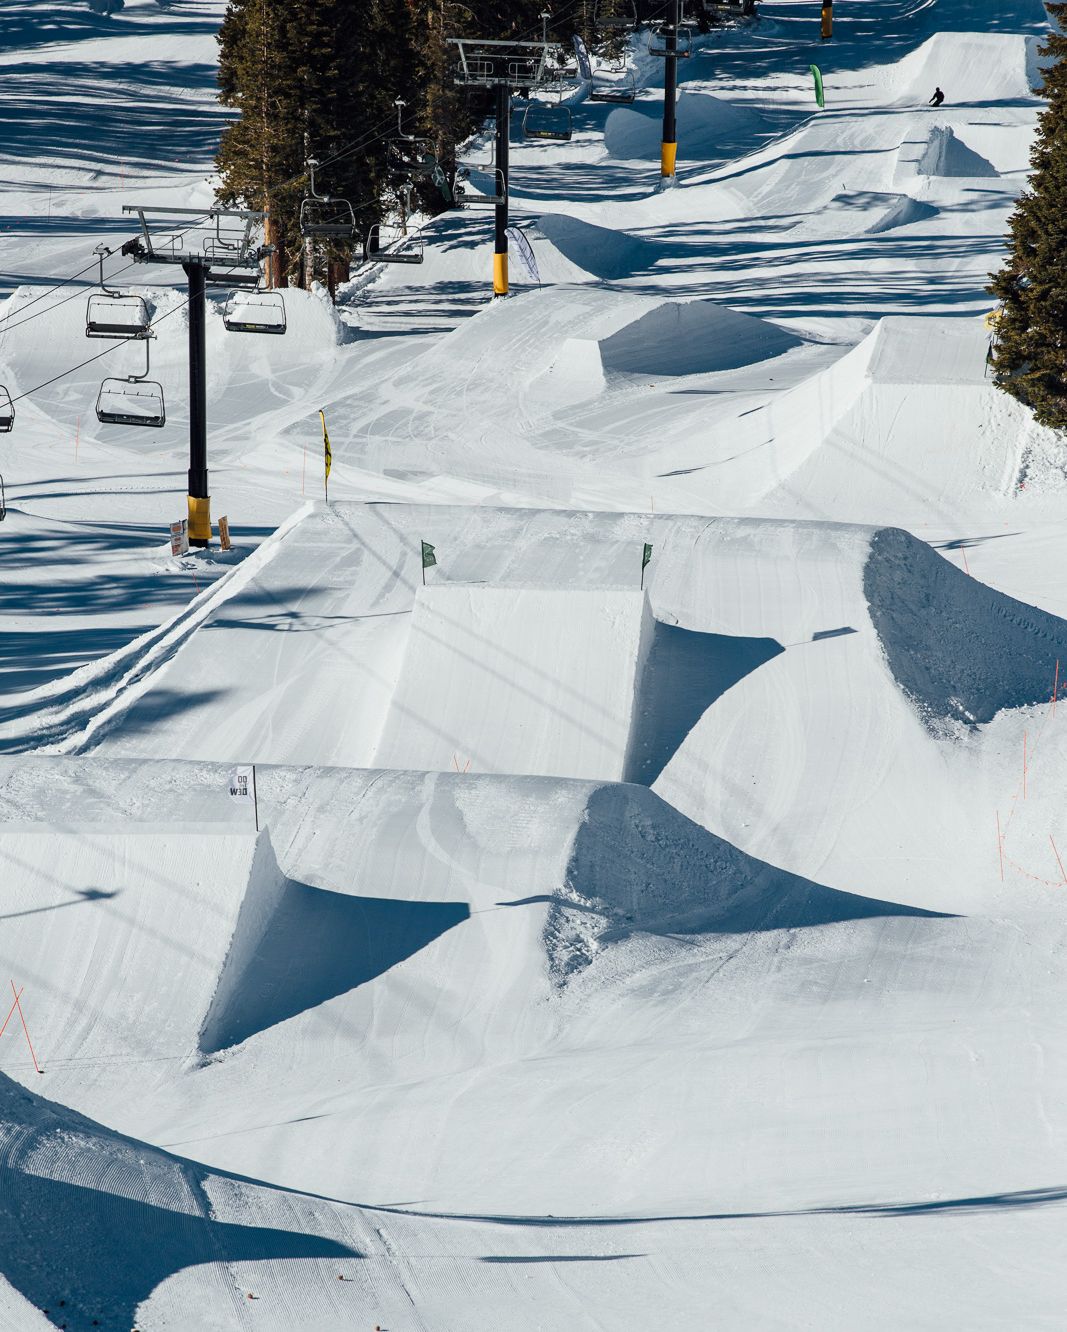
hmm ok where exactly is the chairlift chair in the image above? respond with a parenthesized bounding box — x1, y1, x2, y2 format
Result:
(594, 0, 638, 28)
(364, 224, 425, 266)
(590, 70, 637, 102)
(455, 167, 507, 207)
(86, 291, 150, 339)
(299, 158, 357, 240)
(648, 24, 693, 56)
(223, 290, 287, 335)
(94, 336, 165, 428)
(0, 474, 6, 522)
(522, 103, 573, 142)
(85, 244, 151, 339)
(0, 386, 12, 433)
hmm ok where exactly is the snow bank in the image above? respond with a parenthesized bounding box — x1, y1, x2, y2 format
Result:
(604, 89, 764, 161)
(917, 125, 999, 178)
(865, 525, 1067, 725)
(0, 827, 280, 1067)
(0, 1070, 356, 1332)
(553, 781, 948, 977)
(887, 31, 1037, 107)
(373, 585, 654, 779)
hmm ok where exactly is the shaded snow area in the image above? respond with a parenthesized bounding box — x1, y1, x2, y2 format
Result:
(4, 0, 1067, 1328)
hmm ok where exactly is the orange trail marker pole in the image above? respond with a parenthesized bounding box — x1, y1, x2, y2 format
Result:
(11, 982, 42, 1074)
(1054, 660, 1060, 718)
(1051, 836, 1067, 886)
(996, 811, 1004, 882)
(0, 986, 24, 1039)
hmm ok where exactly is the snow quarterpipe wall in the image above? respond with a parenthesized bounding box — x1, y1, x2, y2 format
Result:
(0, 828, 286, 1087)
(373, 585, 654, 779)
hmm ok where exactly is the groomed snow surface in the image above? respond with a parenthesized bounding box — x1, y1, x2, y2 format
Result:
(3, 0, 1067, 1328)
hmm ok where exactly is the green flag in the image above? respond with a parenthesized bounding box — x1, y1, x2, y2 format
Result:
(809, 64, 825, 109)
(421, 540, 437, 570)
(642, 542, 653, 570)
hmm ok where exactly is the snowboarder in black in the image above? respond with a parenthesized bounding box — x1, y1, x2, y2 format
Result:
(929, 87, 945, 107)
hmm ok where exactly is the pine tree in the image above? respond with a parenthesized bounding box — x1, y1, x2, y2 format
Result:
(989, 2, 1067, 429)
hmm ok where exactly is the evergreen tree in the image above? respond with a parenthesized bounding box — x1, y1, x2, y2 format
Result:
(989, 2, 1067, 428)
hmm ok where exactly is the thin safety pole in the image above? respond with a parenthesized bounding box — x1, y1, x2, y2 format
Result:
(184, 261, 210, 547)
(251, 763, 259, 833)
(661, 0, 679, 184)
(11, 982, 42, 1074)
(494, 81, 510, 296)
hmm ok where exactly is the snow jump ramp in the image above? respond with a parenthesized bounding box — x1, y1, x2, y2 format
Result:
(373, 585, 655, 779)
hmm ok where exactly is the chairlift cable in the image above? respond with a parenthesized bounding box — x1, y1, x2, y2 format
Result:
(2, 259, 247, 412)
(0, 213, 215, 340)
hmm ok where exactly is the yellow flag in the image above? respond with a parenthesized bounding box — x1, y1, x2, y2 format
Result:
(319, 409, 332, 481)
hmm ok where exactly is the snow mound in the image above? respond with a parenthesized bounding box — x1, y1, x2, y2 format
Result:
(535, 213, 657, 281)
(753, 317, 1045, 523)
(864, 192, 940, 233)
(888, 31, 1037, 107)
(596, 297, 801, 376)
(415, 285, 803, 413)
(0, 1070, 354, 1331)
(553, 782, 949, 977)
(0, 828, 285, 1059)
(604, 89, 764, 161)
(865, 526, 1067, 726)
(373, 585, 655, 780)
(917, 125, 999, 178)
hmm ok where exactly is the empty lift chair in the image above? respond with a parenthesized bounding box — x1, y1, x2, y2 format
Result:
(364, 223, 425, 265)
(522, 102, 573, 141)
(85, 244, 150, 339)
(223, 289, 287, 334)
(299, 158, 357, 240)
(95, 335, 166, 428)
(589, 67, 637, 102)
(0, 386, 12, 433)
(593, 0, 638, 28)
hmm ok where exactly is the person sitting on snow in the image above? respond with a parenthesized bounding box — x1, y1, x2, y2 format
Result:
(929, 87, 945, 107)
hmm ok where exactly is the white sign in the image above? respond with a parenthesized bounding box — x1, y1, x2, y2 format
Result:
(170, 518, 189, 557)
(228, 765, 254, 804)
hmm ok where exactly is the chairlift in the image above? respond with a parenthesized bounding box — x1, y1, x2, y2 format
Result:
(594, 0, 638, 28)
(299, 158, 357, 240)
(223, 290, 287, 335)
(0, 474, 5, 522)
(364, 224, 425, 266)
(590, 70, 637, 102)
(85, 244, 150, 339)
(0, 386, 12, 433)
(455, 167, 507, 207)
(95, 336, 165, 428)
(522, 103, 573, 142)
(648, 24, 693, 56)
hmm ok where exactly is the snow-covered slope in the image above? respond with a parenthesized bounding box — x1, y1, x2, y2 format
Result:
(4, 0, 1067, 1328)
